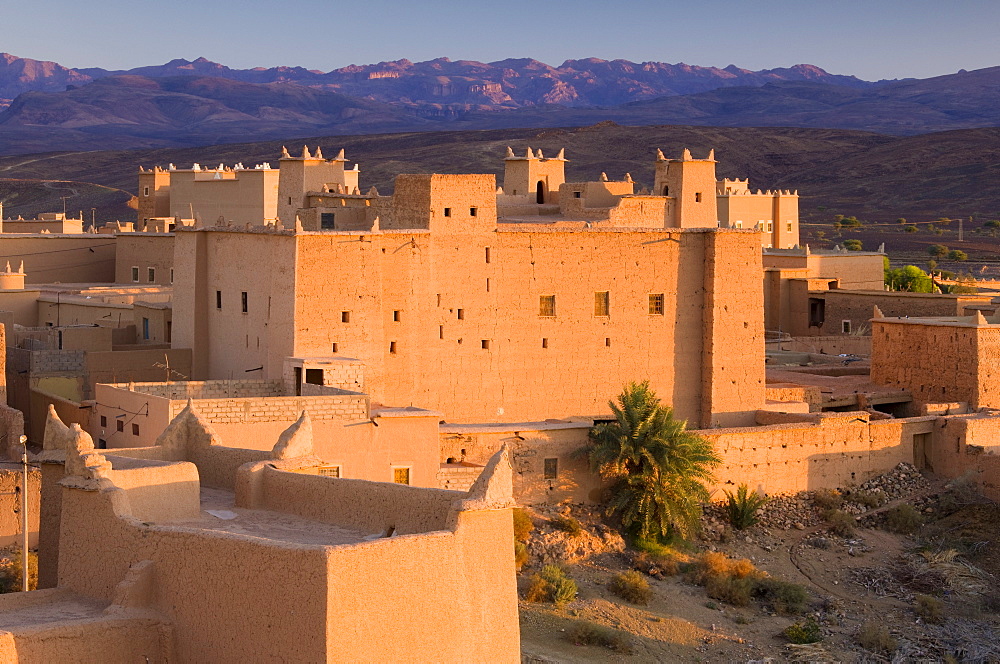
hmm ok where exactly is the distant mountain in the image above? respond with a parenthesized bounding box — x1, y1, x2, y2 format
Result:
(0, 52, 92, 102)
(0, 75, 429, 152)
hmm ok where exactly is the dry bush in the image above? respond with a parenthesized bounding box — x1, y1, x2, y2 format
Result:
(813, 489, 843, 511)
(566, 621, 633, 653)
(915, 594, 944, 623)
(525, 565, 577, 606)
(754, 577, 808, 615)
(514, 541, 529, 571)
(513, 508, 534, 542)
(884, 504, 923, 535)
(849, 490, 885, 509)
(609, 570, 652, 605)
(706, 575, 754, 606)
(550, 515, 583, 538)
(858, 621, 897, 653)
(0, 553, 37, 593)
(823, 509, 857, 537)
(633, 551, 680, 578)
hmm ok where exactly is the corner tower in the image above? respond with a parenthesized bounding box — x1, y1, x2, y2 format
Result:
(654, 149, 719, 228)
(277, 146, 360, 224)
(501, 147, 566, 204)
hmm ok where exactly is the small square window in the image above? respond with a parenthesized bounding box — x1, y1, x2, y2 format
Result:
(393, 310, 400, 322)
(649, 293, 664, 315)
(481, 339, 490, 349)
(842, 320, 852, 334)
(457, 309, 464, 320)
(695, 192, 702, 203)
(143, 186, 150, 197)
(341, 311, 350, 323)
(470, 207, 477, 217)
(116, 420, 124, 432)
(542, 338, 548, 348)
(573, 191, 581, 198)
(393, 467, 410, 485)
(318, 465, 341, 478)
(389, 341, 397, 354)
(320, 212, 336, 230)
(241, 292, 248, 313)
(131, 266, 139, 283)
(539, 295, 556, 317)
(543, 458, 558, 480)
(331, 343, 339, 353)
(605, 337, 611, 347)
(100, 415, 107, 427)
(147, 267, 155, 283)
(594, 291, 610, 317)
(132, 423, 139, 436)
(216, 291, 222, 309)
(443, 208, 451, 217)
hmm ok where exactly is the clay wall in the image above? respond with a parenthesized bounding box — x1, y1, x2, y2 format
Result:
(0, 465, 39, 547)
(0, 235, 115, 283)
(137, 169, 171, 222)
(439, 422, 602, 504)
(37, 299, 134, 327)
(778, 335, 872, 356)
(813, 290, 993, 337)
(167, 169, 280, 225)
(0, 291, 42, 326)
(291, 226, 764, 427)
(927, 414, 1000, 500)
(114, 234, 174, 285)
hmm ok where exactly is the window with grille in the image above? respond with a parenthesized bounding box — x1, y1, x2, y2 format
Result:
(649, 293, 664, 315)
(131, 267, 139, 282)
(318, 466, 341, 478)
(393, 467, 410, 485)
(594, 291, 610, 317)
(539, 295, 556, 317)
(543, 458, 558, 480)
(320, 212, 335, 230)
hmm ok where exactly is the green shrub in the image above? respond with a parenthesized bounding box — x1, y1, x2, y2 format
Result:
(513, 508, 534, 542)
(784, 617, 822, 644)
(823, 509, 856, 537)
(514, 541, 529, 571)
(723, 484, 769, 530)
(885, 504, 924, 535)
(813, 489, 843, 511)
(915, 594, 944, 623)
(525, 565, 578, 606)
(0, 553, 37, 593)
(843, 239, 863, 251)
(858, 621, 897, 653)
(754, 577, 808, 615)
(566, 621, 633, 653)
(609, 570, 652, 605)
(550, 515, 583, 538)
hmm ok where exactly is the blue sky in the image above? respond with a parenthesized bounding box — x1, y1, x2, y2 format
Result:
(2, 0, 996, 80)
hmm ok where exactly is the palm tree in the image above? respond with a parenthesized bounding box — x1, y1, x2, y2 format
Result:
(587, 381, 720, 540)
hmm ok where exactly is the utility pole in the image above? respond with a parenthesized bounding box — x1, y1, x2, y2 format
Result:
(959, 217, 964, 243)
(19, 434, 28, 592)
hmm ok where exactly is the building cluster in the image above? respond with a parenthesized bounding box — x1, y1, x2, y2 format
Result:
(0, 144, 996, 659)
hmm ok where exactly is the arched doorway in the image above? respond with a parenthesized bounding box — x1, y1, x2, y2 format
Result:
(662, 185, 669, 196)
(536, 181, 545, 204)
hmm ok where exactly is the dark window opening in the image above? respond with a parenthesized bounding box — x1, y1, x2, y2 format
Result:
(393, 310, 400, 322)
(443, 208, 451, 217)
(116, 420, 124, 432)
(536, 181, 545, 204)
(320, 212, 336, 230)
(132, 423, 139, 436)
(470, 207, 477, 217)
(389, 341, 397, 354)
(543, 458, 558, 480)
(241, 292, 248, 313)
(294, 367, 302, 396)
(100, 416, 107, 428)
(573, 191, 581, 198)
(695, 192, 702, 203)
(305, 368, 323, 385)
(341, 311, 350, 323)
(542, 338, 548, 348)
(481, 340, 490, 349)
(331, 343, 339, 353)
(216, 291, 222, 309)
(662, 185, 669, 196)
(457, 309, 464, 320)
(808, 298, 825, 327)
(485, 247, 490, 263)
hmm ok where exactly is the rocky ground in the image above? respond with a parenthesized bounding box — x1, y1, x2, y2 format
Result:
(518, 464, 1000, 663)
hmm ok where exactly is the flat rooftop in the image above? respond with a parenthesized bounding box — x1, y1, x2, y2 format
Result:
(170, 487, 369, 547)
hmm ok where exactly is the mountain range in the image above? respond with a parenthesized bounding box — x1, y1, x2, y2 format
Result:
(0, 52, 999, 156)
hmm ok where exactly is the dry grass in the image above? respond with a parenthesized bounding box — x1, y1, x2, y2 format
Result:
(884, 504, 923, 535)
(513, 508, 534, 542)
(857, 621, 897, 653)
(823, 509, 857, 537)
(813, 489, 843, 511)
(566, 621, 633, 654)
(915, 594, 944, 623)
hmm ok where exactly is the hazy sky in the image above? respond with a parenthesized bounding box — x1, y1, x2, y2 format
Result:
(2, 0, 996, 80)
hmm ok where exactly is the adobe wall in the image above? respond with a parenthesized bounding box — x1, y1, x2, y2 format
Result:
(927, 414, 1000, 500)
(291, 226, 764, 427)
(0, 465, 39, 547)
(440, 422, 602, 504)
(778, 335, 872, 356)
(114, 234, 174, 285)
(171, 228, 298, 381)
(0, 235, 116, 283)
(167, 169, 280, 225)
(0, 290, 42, 326)
(700, 413, 930, 494)
(871, 319, 983, 409)
(37, 300, 134, 327)
(817, 291, 993, 337)
(0, 404, 24, 461)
